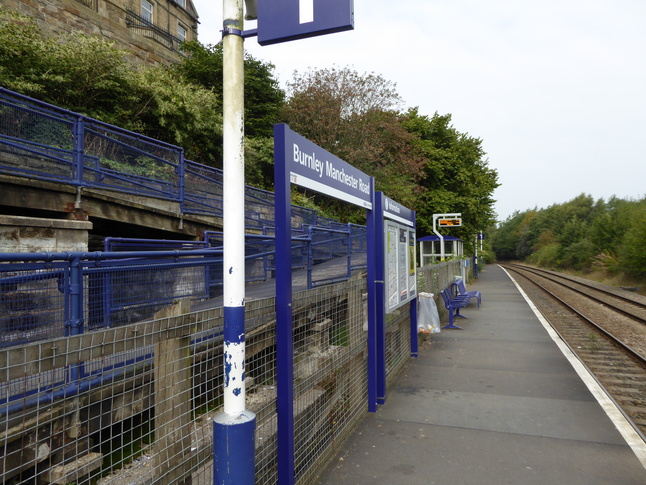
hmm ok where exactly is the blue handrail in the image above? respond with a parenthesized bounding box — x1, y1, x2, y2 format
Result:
(0, 87, 337, 232)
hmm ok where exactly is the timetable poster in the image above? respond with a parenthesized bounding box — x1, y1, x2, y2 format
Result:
(398, 228, 408, 302)
(408, 229, 417, 298)
(386, 223, 399, 309)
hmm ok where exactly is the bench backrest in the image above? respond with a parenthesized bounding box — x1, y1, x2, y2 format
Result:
(456, 279, 467, 294)
(440, 288, 451, 308)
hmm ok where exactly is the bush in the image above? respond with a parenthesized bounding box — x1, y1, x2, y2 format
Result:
(527, 242, 561, 268)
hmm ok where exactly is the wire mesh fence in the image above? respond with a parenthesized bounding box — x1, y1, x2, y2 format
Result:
(0, 271, 372, 484)
(417, 259, 469, 323)
(1, 244, 459, 484)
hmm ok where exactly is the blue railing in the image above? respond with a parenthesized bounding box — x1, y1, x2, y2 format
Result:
(0, 239, 365, 415)
(0, 87, 322, 230)
(0, 86, 369, 343)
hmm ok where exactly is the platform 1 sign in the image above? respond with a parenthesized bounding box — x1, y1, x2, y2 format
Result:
(257, 0, 354, 45)
(275, 123, 372, 209)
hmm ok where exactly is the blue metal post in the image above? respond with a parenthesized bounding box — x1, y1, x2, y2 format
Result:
(274, 123, 296, 484)
(213, 412, 257, 484)
(67, 255, 84, 382)
(67, 255, 84, 338)
(374, 193, 387, 405)
(410, 212, 418, 358)
(365, 179, 378, 412)
(177, 148, 185, 211)
(73, 117, 84, 184)
(410, 298, 418, 358)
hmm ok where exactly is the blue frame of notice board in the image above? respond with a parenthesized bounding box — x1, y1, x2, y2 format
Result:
(367, 193, 417, 407)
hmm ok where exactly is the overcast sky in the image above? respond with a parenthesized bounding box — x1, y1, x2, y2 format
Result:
(192, 0, 645, 221)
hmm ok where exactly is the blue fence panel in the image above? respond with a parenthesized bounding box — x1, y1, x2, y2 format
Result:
(0, 263, 68, 347)
(349, 223, 368, 270)
(0, 87, 367, 246)
(0, 90, 77, 183)
(183, 159, 224, 216)
(82, 119, 182, 199)
(308, 225, 352, 288)
(104, 237, 208, 252)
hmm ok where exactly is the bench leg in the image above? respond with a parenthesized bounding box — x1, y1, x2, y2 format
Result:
(442, 309, 463, 330)
(454, 308, 468, 319)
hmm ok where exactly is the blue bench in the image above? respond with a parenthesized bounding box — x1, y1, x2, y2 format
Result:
(454, 278, 481, 307)
(440, 287, 470, 329)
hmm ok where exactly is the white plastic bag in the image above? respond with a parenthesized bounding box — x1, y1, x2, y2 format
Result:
(418, 292, 441, 333)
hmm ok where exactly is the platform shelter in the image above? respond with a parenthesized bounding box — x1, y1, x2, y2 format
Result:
(418, 235, 463, 266)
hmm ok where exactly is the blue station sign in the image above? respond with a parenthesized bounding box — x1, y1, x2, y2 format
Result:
(274, 123, 372, 209)
(257, 0, 354, 45)
(382, 195, 415, 227)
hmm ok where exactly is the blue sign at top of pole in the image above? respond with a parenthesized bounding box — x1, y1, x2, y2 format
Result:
(257, 0, 354, 46)
(274, 124, 372, 209)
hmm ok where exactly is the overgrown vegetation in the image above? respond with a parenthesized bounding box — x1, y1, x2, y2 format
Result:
(490, 194, 646, 280)
(1, 6, 500, 254)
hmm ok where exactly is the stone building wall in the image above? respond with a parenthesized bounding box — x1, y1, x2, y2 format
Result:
(0, 215, 92, 253)
(1, 0, 200, 65)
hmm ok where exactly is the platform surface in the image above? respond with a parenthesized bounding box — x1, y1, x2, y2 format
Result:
(318, 264, 646, 484)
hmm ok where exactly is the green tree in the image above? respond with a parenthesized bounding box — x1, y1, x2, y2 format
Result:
(0, 8, 134, 122)
(493, 194, 646, 279)
(282, 67, 425, 220)
(126, 67, 223, 166)
(617, 197, 646, 277)
(490, 211, 524, 260)
(402, 109, 499, 249)
(175, 41, 284, 139)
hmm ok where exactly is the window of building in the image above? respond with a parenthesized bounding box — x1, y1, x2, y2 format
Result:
(177, 24, 187, 43)
(141, 0, 153, 24)
(175, 0, 186, 8)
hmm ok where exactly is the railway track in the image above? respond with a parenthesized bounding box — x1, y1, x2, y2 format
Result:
(500, 263, 646, 440)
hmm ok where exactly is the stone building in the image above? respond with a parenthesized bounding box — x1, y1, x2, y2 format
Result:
(1, 0, 200, 65)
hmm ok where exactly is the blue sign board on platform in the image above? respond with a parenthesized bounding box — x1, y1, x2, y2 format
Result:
(383, 195, 415, 227)
(274, 123, 372, 209)
(257, 0, 354, 45)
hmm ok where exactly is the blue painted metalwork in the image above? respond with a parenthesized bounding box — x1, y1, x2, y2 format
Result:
(374, 193, 387, 405)
(410, 209, 418, 358)
(0, 248, 229, 416)
(212, 410, 257, 484)
(0, 87, 318, 228)
(257, 0, 354, 46)
(273, 123, 296, 485)
(366, 180, 378, 412)
(410, 298, 418, 358)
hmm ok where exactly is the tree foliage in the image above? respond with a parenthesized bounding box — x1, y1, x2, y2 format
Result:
(0, 8, 282, 170)
(491, 195, 646, 278)
(0, 8, 134, 121)
(282, 67, 425, 217)
(402, 109, 499, 252)
(174, 41, 284, 140)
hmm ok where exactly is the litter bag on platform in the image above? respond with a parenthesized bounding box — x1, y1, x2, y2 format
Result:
(418, 292, 440, 333)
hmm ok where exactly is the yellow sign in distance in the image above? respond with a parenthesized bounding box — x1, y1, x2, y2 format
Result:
(438, 218, 462, 227)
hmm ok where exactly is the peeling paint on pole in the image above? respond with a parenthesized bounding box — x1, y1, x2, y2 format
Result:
(213, 1, 255, 483)
(224, 336, 246, 411)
